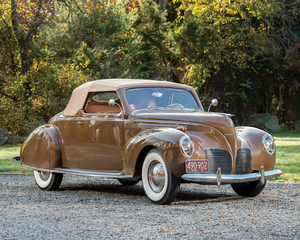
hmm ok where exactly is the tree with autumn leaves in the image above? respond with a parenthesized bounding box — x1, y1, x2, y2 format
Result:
(181, 0, 300, 124)
(0, 0, 299, 134)
(173, 0, 300, 123)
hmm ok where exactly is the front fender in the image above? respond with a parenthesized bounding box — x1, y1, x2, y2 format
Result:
(236, 126, 276, 171)
(20, 124, 62, 170)
(123, 128, 187, 178)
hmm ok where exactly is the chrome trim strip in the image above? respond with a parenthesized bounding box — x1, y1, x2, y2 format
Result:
(139, 123, 180, 130)
(182, 170, 282, 184)
(21, 164, 133, 179)
(22, 164, 49, 172)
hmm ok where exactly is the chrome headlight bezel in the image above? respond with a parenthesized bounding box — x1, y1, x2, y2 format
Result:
(262, 134, 276, 156)
(179, 136, 194, 159)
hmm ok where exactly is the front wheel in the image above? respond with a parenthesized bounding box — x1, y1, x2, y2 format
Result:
(231, 181, 266, 197)
(33, 170, 63, 191)
(142, 149, 180, 204)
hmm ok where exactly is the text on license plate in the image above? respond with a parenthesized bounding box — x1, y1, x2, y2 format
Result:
(185, 159, 209, 173)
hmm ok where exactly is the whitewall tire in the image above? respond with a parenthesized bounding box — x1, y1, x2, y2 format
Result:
(142, 149, 180, 204)
(33, 170, 63, 191)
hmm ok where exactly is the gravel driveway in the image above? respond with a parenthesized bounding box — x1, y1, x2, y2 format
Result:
(0, 174, 299, 239)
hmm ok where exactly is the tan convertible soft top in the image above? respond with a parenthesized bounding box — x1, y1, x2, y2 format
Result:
(63, 79, 190, 116)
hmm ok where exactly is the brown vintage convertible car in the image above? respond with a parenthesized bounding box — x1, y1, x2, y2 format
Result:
(20, 79, 282, 204)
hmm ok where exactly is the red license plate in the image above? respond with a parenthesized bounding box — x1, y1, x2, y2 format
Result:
(185, 159, 209, 173)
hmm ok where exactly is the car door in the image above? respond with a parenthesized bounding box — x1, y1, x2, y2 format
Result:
(77, 92, 124, 171)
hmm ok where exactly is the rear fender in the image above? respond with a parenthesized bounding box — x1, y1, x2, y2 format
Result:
(123, 128, 187, 178)
(20, 124, 62, 170)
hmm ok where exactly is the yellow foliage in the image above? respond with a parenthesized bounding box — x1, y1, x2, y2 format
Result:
(175, 0, 277, 90)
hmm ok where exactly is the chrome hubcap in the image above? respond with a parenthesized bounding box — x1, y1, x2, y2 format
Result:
(148, 161, 165, 193)
(39, 171, 50, 181)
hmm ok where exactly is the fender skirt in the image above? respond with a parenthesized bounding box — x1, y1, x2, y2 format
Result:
(20, 124, 62, 170)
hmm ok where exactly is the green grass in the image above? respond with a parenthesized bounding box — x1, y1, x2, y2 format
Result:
(271, 131, 300, 182)
(0, 131, 299, 182)
(0, 144, 32, 173)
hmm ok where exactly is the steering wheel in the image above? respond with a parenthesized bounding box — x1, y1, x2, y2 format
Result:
(168, 103, 184, 108)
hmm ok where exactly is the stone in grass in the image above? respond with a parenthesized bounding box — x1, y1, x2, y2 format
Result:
(20, 121, 47, 136)
(245, 113, 280, 133)
(7, 136, 26, 144)
(0, 128, 9, 145)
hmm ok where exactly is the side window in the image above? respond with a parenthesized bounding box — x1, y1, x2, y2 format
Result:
(92, 92, 119, 102)
(85, 92, 121, 113)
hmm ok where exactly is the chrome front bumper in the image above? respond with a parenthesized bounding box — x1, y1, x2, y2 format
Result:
(182, 166, 282, 185)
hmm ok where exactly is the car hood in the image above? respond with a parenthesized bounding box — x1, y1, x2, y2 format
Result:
(134, 111, 235, 135)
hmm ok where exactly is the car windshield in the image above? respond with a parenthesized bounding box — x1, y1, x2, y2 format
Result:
(125, 87, 200, 111)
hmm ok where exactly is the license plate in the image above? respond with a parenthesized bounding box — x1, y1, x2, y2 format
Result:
(185, 159, 209, 173)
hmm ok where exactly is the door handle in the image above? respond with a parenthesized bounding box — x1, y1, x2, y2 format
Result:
(77, 122, 85, 125)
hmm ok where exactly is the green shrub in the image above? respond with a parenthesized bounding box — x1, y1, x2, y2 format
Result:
(0, 62, 87, 135)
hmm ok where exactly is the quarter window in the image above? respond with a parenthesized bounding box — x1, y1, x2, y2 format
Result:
(92, 92, 119, 102)
(85, 92, 121, 113)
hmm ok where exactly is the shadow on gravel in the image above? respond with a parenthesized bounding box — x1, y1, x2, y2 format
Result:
(59, 182, 146, 197)
(57, 181, 241, 205)
(175, 192, 241, 205)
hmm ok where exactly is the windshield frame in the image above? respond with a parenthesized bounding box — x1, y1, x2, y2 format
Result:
(117, 85, 204, 115)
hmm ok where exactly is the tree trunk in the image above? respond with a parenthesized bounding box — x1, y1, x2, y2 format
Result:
(18, 40, 30, 74)
(159, 0, 168, 11)
(11, 0, 29, 75)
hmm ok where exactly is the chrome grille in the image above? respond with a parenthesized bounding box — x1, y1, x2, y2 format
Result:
(204, 149, 232, 174)
(234, 148, 252, 174)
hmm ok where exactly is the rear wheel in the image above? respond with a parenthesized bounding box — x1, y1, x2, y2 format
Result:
(231, 181, 266, 197)
(142, 149, 180, 204)
(33, 170, 63, 191)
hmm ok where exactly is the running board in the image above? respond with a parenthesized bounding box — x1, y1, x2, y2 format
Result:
(53, 167, 133, 179)
(22, 164, 133, 179)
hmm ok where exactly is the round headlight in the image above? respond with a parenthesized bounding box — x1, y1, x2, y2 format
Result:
(262, 134, 276, 155)
(179, 136, 194, 158)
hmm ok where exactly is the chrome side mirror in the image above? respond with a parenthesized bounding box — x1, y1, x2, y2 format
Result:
(208, 99, 218, 112)
(108, 99, 123, 114)
(108, 99, 115, 107)
(212, 98, 218, 106)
